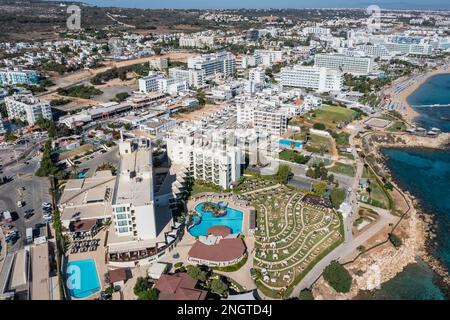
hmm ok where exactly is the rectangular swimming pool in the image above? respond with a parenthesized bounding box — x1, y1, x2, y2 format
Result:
(66, 259, 101, 299)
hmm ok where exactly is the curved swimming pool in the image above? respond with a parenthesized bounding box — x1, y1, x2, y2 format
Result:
(66, 259, 101, 299)
(189, 202, 243, 236)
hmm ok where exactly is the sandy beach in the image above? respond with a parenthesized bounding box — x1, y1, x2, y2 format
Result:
(388, 65, 450, 124)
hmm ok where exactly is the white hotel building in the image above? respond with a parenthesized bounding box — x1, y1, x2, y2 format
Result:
(314, 54, 373, 76)
(5, 94, 52, 125)
(166, 132, 241, 190)
(281, 65, 343, 93)
(112, 139, 168, 240)
(187, 52, 236, 78)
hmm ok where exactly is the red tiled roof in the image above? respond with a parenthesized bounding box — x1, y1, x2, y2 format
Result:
(207, 225, 231, 237)
(108, 268, 130, 284)
(188, 238, 246, 263)
(154, 273, 207, 300)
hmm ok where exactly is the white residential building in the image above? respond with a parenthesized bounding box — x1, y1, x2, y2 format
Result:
(314, 54, 373, 76)
(179, 35, 215, 48)
(138, 72, 165, 93)
(237, 102, 288, 135)
(0, 119, 5, 135)
(249, 67, 266, 84)
(303, 26, 331, 36)
(0, 68, 39, 85)
(168, 68, 206, 88)
(187, 52, 236, 78)
(150, 58, 169, 71)
(156, 78, 188, 95)
(166, 133, 241, 190)
(5, 94, 52, 125)
(281, 65, 343, 93)
(254, 49, 283, 67)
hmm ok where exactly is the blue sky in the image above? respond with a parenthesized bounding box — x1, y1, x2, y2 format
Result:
(72, 0, 450, 10)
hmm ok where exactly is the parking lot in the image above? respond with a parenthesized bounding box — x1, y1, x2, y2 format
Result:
(0, 155, 51, 252)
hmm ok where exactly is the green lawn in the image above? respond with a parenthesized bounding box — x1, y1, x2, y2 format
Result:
(309, 106, 357, 129)
(362, 167, 391, 209)
(279, 150, 311, 164)
(304, 134, 333, 154)
(387, 121, 407, 132)
(190, 181, 222, 196)
(328, 162, 355, 177)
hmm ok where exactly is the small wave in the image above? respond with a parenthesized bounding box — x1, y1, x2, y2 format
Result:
(412, 104, 450, 108)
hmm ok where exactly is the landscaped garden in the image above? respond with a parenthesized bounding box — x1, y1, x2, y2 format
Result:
(237, 176, 343, 298)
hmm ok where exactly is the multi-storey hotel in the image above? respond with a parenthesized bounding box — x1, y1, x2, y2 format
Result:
(5, 94, 52, 125)
(59, 137, 186, 267)
(314, 54, 373, 76)
(187, 52, 236, 78)
(166, 131, 242, 190)
(0, 68, 39, 85)
(280, 65, 343, 93)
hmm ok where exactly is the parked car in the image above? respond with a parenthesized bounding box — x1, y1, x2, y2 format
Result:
(17, 201, 24, 208)
(2, 211, 13, 223)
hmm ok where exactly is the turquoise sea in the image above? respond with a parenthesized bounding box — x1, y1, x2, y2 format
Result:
(407, 73, 450, 132)
(356, 73, 450, 300)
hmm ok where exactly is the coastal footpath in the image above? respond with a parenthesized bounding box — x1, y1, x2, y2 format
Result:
(312, 131, 450, 299)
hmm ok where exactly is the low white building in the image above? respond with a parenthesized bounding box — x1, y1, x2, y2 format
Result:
(138, 72, 164, 93)
(168, 67, 206, 88)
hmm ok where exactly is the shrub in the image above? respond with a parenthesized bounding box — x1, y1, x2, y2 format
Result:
(313, 122, 326, 130)
(299, 289, 314, 300)
(322, 261, 352, 293)
(389, 233, 402, 248)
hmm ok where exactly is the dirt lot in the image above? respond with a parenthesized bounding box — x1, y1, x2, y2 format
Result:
(173, 104, 226, 122)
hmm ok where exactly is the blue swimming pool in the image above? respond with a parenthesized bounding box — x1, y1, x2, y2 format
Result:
(279, 139, 303, 148)
(189, 202, 243, 236)
(66, 259, 101, 299)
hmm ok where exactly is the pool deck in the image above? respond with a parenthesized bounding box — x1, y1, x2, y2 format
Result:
(66, 229, 108, 300)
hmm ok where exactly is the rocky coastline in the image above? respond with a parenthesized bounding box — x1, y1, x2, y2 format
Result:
(312, 132, 450, 300)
